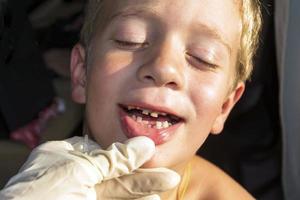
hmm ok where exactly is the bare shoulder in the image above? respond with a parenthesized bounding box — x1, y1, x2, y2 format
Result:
(184, 156, 255, 200)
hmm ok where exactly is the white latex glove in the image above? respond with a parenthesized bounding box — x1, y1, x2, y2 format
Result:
(0, 136, 180, 200)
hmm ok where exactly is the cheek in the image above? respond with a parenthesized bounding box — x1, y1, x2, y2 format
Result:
(84, 60, 130, 147)
(189, 76, 228, 128)
(183, 84, 225, 152)
(92, 51, 128, 74)
(85, 77, 117, 147)
(87, 68, 116, 103)
(192, 82, 224, 111)
(87, 50, 135, 94)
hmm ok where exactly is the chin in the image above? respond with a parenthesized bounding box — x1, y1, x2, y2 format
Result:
(140, 151, 173, 169)
(141, 159, 164, 168)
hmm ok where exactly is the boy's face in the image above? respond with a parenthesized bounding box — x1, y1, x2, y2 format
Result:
(71, 0, 244, 169)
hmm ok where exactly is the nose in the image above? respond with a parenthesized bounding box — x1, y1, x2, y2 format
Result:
(137, 41, 185, 90)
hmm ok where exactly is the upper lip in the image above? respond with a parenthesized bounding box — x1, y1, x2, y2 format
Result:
(119, 102, 186, 121)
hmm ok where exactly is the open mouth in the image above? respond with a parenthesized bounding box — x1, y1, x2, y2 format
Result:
(119, 104, 184, 145)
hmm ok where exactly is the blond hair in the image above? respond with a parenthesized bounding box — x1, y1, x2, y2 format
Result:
(80, 0, 262, 83)
(238, 0, 262, 82)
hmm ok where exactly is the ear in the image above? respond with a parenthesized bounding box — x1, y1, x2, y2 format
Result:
(210, 82, 245, 134)
(70, 43, 87, 104)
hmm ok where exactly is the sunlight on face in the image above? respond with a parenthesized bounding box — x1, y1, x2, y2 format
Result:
(71, 0, 243, 170)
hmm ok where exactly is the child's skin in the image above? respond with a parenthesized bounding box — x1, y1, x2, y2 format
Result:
(71, 0, 253, 199)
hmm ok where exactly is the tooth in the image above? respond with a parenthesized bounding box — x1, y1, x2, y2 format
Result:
(128, 106, 134, 110)
(168, 122, 172, 126)
(150, 112, 159, 118)
(143, 120, 149, 125)
(132, 115, 137, 121)
(156, 121, 162, 129)
(163, 121, 169, 128)
(137, 116, 143, 122)
(142, 109, 150, 115)
(160, 112, 167, 116)
(148, 124, 152, 128)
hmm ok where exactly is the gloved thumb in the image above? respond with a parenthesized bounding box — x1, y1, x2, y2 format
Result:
(70, 136, 156, 182)
(135, 194, 161, 200)
(95, 167, 180, 199)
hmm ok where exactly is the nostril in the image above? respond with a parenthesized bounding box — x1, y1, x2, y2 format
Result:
(166, 81, 178, 89)
(138, 65, 183, 89)
(144, 75, 154, 81)
(143, 75, 179, 89)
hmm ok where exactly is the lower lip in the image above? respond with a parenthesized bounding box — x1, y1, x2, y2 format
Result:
(119, 109, 182, 145)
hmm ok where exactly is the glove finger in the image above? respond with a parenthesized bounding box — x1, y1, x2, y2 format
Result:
(95, 167, 180, 198)
(135, 194, 161, 200)
(74, 136, 156, 181)
(118, 168, 180, 194)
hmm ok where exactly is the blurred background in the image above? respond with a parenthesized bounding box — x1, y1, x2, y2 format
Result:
(0, 0, 284, 200)
(0, 0, 85, 187)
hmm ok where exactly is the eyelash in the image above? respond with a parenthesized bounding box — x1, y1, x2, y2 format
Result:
(114, 40, 148, 50)
(113, 40, 217, 69)
(186, 53, 217, 70)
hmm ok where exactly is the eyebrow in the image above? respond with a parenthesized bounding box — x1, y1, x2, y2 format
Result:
(109, 7, 232, 55)
(194, 23, 232, 55)
(109, 7, 160, 22)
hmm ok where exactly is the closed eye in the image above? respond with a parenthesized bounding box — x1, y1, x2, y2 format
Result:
(114, 40, 148, 51)
(186, 53, 218, 70)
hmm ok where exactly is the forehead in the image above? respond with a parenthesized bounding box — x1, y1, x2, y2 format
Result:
(103, 0, 241, 25)
(100, 0, 242, 51)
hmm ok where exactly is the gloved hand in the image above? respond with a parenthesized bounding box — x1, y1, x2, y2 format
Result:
(0, 136, 180, 200)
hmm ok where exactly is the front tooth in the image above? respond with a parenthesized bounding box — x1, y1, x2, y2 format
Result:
(137, 116, 143, 122)
(150, 112, 159, 118)
(163, 121, 169, 128)
(142, 109, 150, 115)
(156, 121, 162, 129)
(132, 115, 137, 121)
(160, 112, 167, 116)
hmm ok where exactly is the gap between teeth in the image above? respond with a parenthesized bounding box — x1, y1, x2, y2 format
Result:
(132, 115, 171, 129)
(128, 106, 167, 118)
